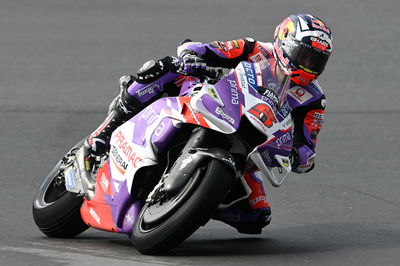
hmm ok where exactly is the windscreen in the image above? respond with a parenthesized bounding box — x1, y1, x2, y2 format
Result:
(256, 60, 291, 109)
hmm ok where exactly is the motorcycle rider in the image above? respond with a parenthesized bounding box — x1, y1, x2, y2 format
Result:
(84, 14, 333, 234)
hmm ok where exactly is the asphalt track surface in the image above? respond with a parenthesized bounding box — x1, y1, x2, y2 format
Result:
(1, 0, 399, 265)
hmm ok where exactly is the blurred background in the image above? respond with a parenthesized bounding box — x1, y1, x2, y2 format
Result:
(0, 0, 399, 265)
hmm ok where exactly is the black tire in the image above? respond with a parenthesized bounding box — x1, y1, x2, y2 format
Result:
(132, 159, 235, 254)
(32, 140, 88, 238)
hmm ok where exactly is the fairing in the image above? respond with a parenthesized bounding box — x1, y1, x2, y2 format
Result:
(80, 59, 312, 232)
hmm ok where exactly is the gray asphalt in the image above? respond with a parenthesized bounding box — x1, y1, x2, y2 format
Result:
(1, 0, 399, 265)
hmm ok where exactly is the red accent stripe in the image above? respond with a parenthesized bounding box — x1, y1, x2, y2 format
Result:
(80, 161, 119, 232)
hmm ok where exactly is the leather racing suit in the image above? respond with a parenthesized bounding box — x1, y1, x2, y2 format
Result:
(87, 38, 326, 234)
(176, 38, 326, 233)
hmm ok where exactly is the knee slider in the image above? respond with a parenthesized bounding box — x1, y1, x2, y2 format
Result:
(136, 56, 179, 84)
(137, 59, 165, 84)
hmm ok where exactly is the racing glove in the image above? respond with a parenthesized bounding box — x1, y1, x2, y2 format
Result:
(178, 50, 207, 76)
(290, 145, 316, 173)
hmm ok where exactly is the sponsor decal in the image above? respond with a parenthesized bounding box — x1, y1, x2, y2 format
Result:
(249, 196, 268, 207)
(299, 65, 318, 75)
(249, 104, 277, 128)
(262, 89, 279, 105)
(275, 131, 292, 147)
(312, 110, 325, 126)
(237, 71, 248, 90)
(254, 63, 262, 75)
(282, 118, 293, 129)
(113, 130, 143, 168)
(140, 106, 158, 125)
(314, 118, 323, 126)
(89, 207, 101, 224)
(310, 36, 330, 51)
(288, 87, 313, 104)
(254, 63, 264, 87)
(314, 112, 324, 119)
(250, 52, 266, 63)
(208, 87, 218, 99)
(278, 20, 295, 40)
(232, 40, 240, 49)
(278, 101, 291, 117)
(154, 121, 166, 137)
(111, 146, 129, 171)
(136, 83, 159, 98)
(243, 62, 256, 86)
(274, 42, 289, 66)
(311, 19, 331, 34)
(304, 110, 324, 143)
(257, 75, 263, 87)
(215, 106, 235, 124)
(321, 99, 327, 108)
(100, 173, 109, 192)
(65, 168, 76, 190)
(186, 102, 200, 125)
(211, 41, 228, 52)
(226, 41, 234, 50)
(249, 115, 267, 131)
(227, 79, 239, 105)
(281, 158, 290, 167)
(257, 44, 271, 57)
(179, 156, 193, 170)
(298, 156, 315, 170)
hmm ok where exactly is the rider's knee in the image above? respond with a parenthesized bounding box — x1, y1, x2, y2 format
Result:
(136, 56, 180, 84)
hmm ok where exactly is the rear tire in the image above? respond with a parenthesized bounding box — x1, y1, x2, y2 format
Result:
(132, 159, 235, 254)
(32, 140, 88, 238)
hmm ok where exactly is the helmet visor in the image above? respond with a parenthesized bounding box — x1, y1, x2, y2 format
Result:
(286, 41, 330, 75)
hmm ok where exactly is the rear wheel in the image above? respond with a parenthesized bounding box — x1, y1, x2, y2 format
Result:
(32, 140, 88, 237)
(132, 159, 235, 254)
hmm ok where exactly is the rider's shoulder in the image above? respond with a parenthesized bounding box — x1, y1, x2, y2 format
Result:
(248, 41, 274, 59)
(255, 41, 273, 50)
(306, 79, 325, 96)
(287, 79, 325, 107)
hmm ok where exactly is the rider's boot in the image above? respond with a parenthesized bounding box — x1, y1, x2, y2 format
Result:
(237, 172, 272, 233)
(85, 75, 143, 157)
(213, 172, 272, 234)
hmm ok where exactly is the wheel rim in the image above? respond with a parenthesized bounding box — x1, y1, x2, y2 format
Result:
(33, 160, 68, 209)
(139, 167, 205, 231)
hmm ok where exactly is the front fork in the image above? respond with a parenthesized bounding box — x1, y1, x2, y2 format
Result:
(147, 127, 244, 203)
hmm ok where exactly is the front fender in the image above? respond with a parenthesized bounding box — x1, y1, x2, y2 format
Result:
(163, 148, 239, 196)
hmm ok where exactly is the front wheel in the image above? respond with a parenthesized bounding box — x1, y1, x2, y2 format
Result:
(131, 159, 235, 254)
(32, 139, 88, 238)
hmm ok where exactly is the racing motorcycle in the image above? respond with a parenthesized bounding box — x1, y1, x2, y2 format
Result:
(32, 59, 294, 254)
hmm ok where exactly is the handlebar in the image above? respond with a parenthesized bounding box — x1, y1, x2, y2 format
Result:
(175, 66, 223, 80)
(195, 67, 223, 79)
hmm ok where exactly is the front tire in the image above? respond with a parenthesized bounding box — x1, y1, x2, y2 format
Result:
(132, 159, 235, 254)
(32, 140, 88, 238)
